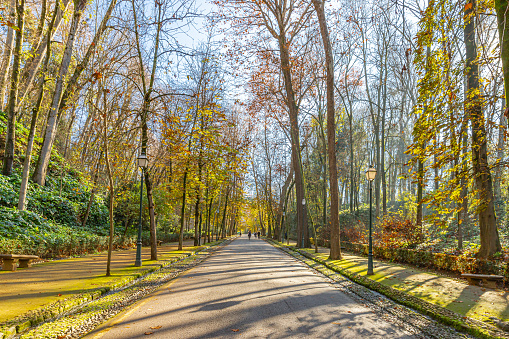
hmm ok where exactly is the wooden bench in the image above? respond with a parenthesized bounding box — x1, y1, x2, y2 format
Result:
(0, 254, 39, 271)
(461, 273, 504, 289)
(157, 240, 163, 246)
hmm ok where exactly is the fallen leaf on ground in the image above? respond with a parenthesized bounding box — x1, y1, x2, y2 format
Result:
(332, 322, 341, 325)
(144, 332, 153, 335)
(232, 329, 240, 332)
(150, 326, 162, 329)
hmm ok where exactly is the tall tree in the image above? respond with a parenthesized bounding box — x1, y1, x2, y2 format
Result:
(2, 0, 25, 176)
(32, 0, 88, 184)
(311, 0, 341, 259)
(464, 0, 501, 257)
(495, 0, 509, 113)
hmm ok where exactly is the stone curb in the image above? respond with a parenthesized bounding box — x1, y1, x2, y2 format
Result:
(266, 239, 509, 339)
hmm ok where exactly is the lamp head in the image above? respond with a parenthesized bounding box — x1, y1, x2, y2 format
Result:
(365, 166, 377, 181)
(137, 153, 148, 168)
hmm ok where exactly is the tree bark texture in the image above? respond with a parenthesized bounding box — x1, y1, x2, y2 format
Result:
(277, 35, 309, 248)
(102, 88, 114, 277)
(144, 170, 157, 260)
(0, 0, 15, 110)
(178, 169, 188, 251)
(19, 0, 70, 100)
(82, 154, 101, 227)
(312, 0, 341, 259)
(17, 1, 58, 209)
(495, 0, 509, 112)
(32, 0, 87, 184)
(2, 0, 25, 176)
(465, 0, 501, 258)
(221, 187, 230, 239)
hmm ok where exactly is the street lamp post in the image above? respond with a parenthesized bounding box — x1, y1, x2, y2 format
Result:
(282, 211, 285, 243)
(365, 166, 377, 275)
(301, 198, 306, 248)
(135, 153, 148, 267)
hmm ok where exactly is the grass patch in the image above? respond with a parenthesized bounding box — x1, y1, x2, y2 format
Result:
(0, 239, 230, 338)
(299, 249, 509, 324)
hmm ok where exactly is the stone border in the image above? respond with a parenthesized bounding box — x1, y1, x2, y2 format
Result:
(0, 239, 232, 339)
(266, 239, 509, 339)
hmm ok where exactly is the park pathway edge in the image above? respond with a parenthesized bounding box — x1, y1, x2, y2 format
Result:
(0, 238, 233, 339)
(265, 238, 509, 339)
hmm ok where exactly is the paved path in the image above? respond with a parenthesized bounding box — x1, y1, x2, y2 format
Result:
(88, 237, 414, 338)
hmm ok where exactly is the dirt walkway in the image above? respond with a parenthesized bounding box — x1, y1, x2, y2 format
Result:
(289, 242, 509, 324)
(0, 241, 196, 323)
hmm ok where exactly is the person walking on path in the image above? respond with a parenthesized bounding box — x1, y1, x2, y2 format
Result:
(248, 230, 251, 240)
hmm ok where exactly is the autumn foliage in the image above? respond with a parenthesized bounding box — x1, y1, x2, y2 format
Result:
(374, 216, 422, 249)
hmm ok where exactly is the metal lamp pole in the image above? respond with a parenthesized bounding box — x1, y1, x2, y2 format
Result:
(367, 178, 374, 275)
(135, 154, 148, 267)
(301, 199, 306, 248)
(282, 212, 285, 243)
(365, 165, 376, 276)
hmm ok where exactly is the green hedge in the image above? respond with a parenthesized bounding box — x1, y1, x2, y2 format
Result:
(342, 242, 508, 282)
(0, 206, 134, 258)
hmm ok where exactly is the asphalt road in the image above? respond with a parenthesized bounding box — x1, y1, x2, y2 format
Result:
(88, 237, 414, 339)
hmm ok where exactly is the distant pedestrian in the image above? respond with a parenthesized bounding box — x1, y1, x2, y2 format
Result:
(248, 230, 251, 240)
(258, 231, 261, 238)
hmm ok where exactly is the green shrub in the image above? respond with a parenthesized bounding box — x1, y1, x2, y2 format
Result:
(0, 206, 134, 257)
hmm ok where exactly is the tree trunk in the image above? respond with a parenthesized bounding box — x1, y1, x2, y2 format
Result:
(144, 171, 157, 260)
(32, 0, 87, 184)
(312, 0, 340, 259)
(194, 187, 200, 246)
(82, 154, 102, 227)
(178, 168, 188, 251)
(495, 0, 509, 111)
(102, 89, 115, 277)
(278, 168, 294, 236)
(56, 0, 118, 118)
(0, 0, 15, 110)
(131, 0, 162, 257)
(207, 191, 212, 243)
(277, 35, 308, 248)
(416, 46, 430, 231)
(465, 0, 501, 258)
(2, 0, 25, 176)
(220, 188, 230, 239)
(494, 99, 506, 201)
(18, 7, 56, 209)
(18, 0, 70, 99)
